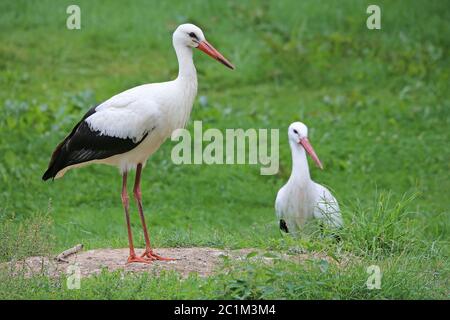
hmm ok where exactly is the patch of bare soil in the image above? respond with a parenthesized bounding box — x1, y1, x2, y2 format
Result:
(1, 247, 345, 279)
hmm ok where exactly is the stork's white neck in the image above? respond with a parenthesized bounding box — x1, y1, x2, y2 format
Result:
(174, 44, 197, 80)
(289, 140, 311, 185)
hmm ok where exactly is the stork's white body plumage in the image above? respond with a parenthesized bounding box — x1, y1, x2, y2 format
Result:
(57, 76, 197, 177)
(275, 122, 342, 233)
(44, 23, 234, 264)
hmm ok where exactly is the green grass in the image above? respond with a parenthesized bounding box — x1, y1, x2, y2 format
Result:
(0, 0, 449, 299)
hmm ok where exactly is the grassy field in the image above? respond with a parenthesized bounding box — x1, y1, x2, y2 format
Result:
(0, 0, 449, 299)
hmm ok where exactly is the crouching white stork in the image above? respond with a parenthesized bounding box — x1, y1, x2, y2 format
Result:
(275, 122, 343, 234)
(42, 24, 234, 263)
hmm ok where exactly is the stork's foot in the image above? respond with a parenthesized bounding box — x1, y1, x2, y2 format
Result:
(127, 254, 151, 264)
(141, 249, 176, 261)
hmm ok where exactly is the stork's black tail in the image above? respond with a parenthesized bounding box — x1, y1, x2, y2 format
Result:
(42, 168, 55, 181)
(42, 168, 56, 181)
(42, 107, 97, 181)
(279, 219, 289, 233)
(42, 139, 68, 181)
(42, 163, 60, 181)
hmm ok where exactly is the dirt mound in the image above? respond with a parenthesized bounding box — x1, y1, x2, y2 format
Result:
(2, 247, 338, 279)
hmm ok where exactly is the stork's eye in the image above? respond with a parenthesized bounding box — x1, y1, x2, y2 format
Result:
(188, 32, 198, 39)
(293, 129, 298, 134)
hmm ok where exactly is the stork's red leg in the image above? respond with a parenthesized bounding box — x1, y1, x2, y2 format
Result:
(134, 163, 175, 261)
(121, 172, 149, 264)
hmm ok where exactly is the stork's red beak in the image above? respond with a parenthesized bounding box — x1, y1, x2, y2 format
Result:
(197, 40, 235, 70)
(299, 138, 323, 169)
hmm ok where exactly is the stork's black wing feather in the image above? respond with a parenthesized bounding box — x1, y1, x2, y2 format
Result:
(42, 107, 148, 181)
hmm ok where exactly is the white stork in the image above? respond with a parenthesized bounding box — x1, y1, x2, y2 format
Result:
(42, 24, 234, 264)
(275, 122, 343, 234)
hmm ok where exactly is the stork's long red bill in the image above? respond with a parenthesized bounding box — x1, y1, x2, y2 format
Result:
(197, 40, 235, 70)
(299, 138, 323, 169)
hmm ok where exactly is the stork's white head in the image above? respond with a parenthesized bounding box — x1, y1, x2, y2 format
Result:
(173, 24, 205, 48)
(288, 122, 308, 143)
(288, 122, 323, 169)
(173, 23, 235, 70)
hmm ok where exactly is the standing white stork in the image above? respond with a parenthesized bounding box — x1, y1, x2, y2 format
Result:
(275, 122, 343, 234)
(42, 24, 234, 264)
